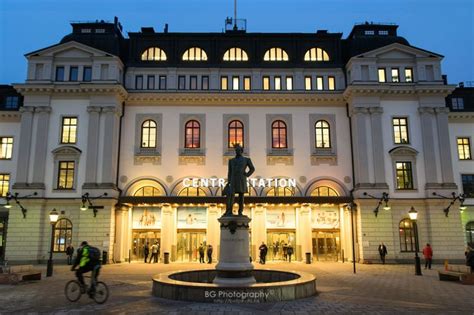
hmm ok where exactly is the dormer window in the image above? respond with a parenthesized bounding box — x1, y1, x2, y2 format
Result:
(263, 48, 288, 61)
(223, 47, 248, 61)
(364, 30, 375, 35)
(304, 48, 330, 61)
(378, 30, 389, 35)
(141, 47, 167, 61)
(182, 47, 208, 61)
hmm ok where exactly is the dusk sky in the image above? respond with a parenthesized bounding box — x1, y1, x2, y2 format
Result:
(0, 0, 472, 85)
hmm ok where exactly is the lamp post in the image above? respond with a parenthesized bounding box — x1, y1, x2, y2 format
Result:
(46, 208, 59, 277)
(408, 207, 422, 276)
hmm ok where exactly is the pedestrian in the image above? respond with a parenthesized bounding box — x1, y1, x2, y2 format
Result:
(273, 242, 278, 260)
(150, 242, 158, 263)
(378, 242, 388, 264)
(207, 244, 213, 264)
(144, 242, 149, 263)
(156, 242, 160, 263)
(66, 244, 74, 265)
(465, 246, 474, 274)
(287, 244, 294, 263)
(259, 242, 268, 264)
(422, 243, 433, 270)
(198, 243, 205, 263)
(283, 243, 288, 261)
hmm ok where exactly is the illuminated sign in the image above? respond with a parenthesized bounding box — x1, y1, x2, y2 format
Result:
(182, 177, 297, 188)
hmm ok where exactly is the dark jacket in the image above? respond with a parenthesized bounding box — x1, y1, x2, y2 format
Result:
(259, 244, 268, 255)
(66, 246, 74, 256)
(378, 245, 388, 256)
(227, 156, 255, 193)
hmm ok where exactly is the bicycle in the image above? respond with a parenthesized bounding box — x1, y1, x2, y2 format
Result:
(65, 274, 109, 304)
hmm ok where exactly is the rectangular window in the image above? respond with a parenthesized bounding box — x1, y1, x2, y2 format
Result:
(243, 76, 251, 91)
(263, 76, 270, 90)
(221, 76, 228, 90)
(316, 76, 324, 90)
(379, 30, 389, 35)
(5, 96, 19, 109)
(69, 66, 78, 81)
(0, 174, 9, 197)
(135, 75, 143, 90)
(364, 30, 375, 35)
(396, 162, 414, 190)
(462, 174, 474, 198)
(57, 161, 75, 190)
(274, 76, 281, 90)
(378, 68, 386, 83)
(147, 75, 155, 90)
(83, 67, 92, 82)
(451, 97, 464, 110)
(55, 66, 65, 81)
(178, 75, 186, 90)
(232, 76, 240, 90)
(328, 76, 335, 90)
(305, 76, 312, 90)
(391, 68, 399, 82)
(392, 117, 409, 144)
(190, 76, 198, 90)
(0, 137, 13, 159)
(404, 68, 413, 82)
(201, 76, 209, 90)
(159, 75, 167, 90)
(61, 117, 78, 144)
(286, 76, 293, 90)
(457, 138, 472, 160)
(100, 64, 109, 80)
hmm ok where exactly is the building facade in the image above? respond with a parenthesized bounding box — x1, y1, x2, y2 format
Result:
(0, 18, 471, 264)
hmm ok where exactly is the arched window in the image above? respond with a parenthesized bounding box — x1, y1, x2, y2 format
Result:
(267, 187, 295, 196)
(271, 120, 287, 149)
(223, 47, 249, 61)
(315, 120, 331, 148)
(466, 221, 474, 246)
(141, 47, 167, 61)
(263, 48, 289, 61)
(182, 47, 208, 61)
(310, 186, 339, 196)
(53, 219, 72, 252)
(399, 219, 415, 252)
(141, 120, 157, 148)
(185, 120, 200, 148)
(178, 187, 206, 196)
(228, 120, 244, 148)
(134, 186, 163, 196)
(304, 48, 330, 61)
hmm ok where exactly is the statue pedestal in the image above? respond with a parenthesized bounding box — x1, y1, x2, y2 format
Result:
(213, 215, 256, 285)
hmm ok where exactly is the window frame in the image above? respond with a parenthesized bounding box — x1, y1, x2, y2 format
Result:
(404, 68, 413, 82)
(315, 120, 331, 149)
(328, 76, 336, 90)
(184, 120, 201, 149)
(316, 76, 324, 90)
(227, 120, 245, 148)
(182, 47, 208, 61)
(304, 47, 330, 61)
(55, 66, 65, 81)
(0, 174, 10, 197)
(399, 219, 416, 252)
(83, 67, 92, 82)
(378, 68, 386, 83)
(201, 76, 209, 90)
(391, 68, 400, 82)
(466, 221, 474, 246)
(190, 75, 198, 90)
(395, 161, 414, 190)
(135, 75, 144, 90)
(271, 120, 288, 149)
(305, 76, 312, 90)
(457, 137, 472, 160)
(159, 75, 167, 90)
(263, 47, 289, 61)
(232, 76, 240, 91)
(56, 161, 76, 190)
(5, 96, 19, 109)
(286, 76, 293, 91)
(53, 219, 73, 253)
(140, 119, 157, 148)
(223, 47, 249, 61)
(147, 75, 155, 90)
(60, 116, 78, 144)
(223, 114, 249, 156)
(141, 47, 167, 61)
(392, 117, 410, 144)
(69, 66, 79, 81)
(243, 76, 251, 91)
(134, 114, 162, 158)
(221, 76, 228, 90)
(274, 76, 282, 91)
(451, 97, 464, 110)
(461, 174, 474, 198)
(178, 75, 186, 90)
(0, 137, 13, 160)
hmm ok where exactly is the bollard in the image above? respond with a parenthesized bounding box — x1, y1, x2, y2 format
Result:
(164, 252, 170, 264)
(305, 252, 311, 264)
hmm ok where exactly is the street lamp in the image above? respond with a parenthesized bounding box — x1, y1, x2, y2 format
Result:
(46, 208, 59, 277)
(408, 207, 422, 276)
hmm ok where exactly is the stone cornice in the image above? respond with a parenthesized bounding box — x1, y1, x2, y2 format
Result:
(343, 84, 456, 100)
(0, 111, 21, 122)
(448, 112, 474, 121)
(13, 83, 128, 100)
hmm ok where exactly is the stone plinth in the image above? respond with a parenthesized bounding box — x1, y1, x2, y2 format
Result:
(214, 215, 256, 285)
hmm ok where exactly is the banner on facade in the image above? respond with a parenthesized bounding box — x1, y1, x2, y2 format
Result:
(266, 209, 296, 228)
(311, 208, 339, 229)
(177, 207, 207, 228)
(132, 207, 162, 229)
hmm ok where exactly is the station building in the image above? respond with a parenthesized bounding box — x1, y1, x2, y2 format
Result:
(0, 18, 472, 264)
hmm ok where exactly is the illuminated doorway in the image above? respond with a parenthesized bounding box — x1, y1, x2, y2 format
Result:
(312, 230, 340, 261)
(176, 231, 206, 262)
(131, 230, 161, 261)
(266, 230, 296, 261)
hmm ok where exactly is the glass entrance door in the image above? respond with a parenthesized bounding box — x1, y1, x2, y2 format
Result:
(131, 230, 161, 261)
(176, 231, 206, 262)
(267, 231, 296, 261)
(312, 230, 340, 261)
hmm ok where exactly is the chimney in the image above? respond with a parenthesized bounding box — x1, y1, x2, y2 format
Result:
(164, 24, 169, 33)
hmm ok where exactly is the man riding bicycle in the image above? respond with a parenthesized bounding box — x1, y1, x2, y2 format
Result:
(71, 241, 101, 296)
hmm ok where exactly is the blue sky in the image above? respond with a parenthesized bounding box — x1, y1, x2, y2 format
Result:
(0, 0, 473, 84)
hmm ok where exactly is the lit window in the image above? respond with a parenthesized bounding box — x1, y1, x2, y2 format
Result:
(223, 47, 249, 61)
(263, 76, 270, 90)
(141, 120, 157, 148)
(399, 219, 415, 252)
(83, 67, 92, 82)
(0, 137, 13, 159)
(263, 48, 289, 61)
(451, 97, 464, 110)
(228, 120, 244, 148)
(178, 187, 205, 196)
(0, 174, 9, 197)
(267, 187, 294, 196)
(466, 221, 474, 245)
(271, 120, 287, 149)
(364, 30, 375, 35)
(141, 47, 167, 61)
(328, 76, 335, 90)
(315, 120, 331, 148)
(182, 47, 208, 61)
(393, 117, 409, 144)
(185, 120, 200, 148)
(405, 68, 413, 82)
(378, 68, 386, 83)
(5, 96, 19, 109)
(61, 117, 78, 144)
(305, 76, 312, 90)
(56, 66, 65, 81)
(274, 76, 281, 90)
(457, 138, 472, 160)
(159, 76, 167, 90)
(134, 186, 163, 196)
(243, 76, 251, 91)
(462, 175, 474, 198)
(379, 30, 389, 35)
(316, 76, 324, 90)
(304, 48, 330, 61)
(190, 76, 198, 90)
(57, 161, 75, 189)
(135, 75, 143, 89)
(53, 219, 72, 252)
(178, 76, 186, 90)
(396, 162, 414, 190)
(69, 66, 78, 81)
(232, 76, 239, 90)
(221, 76, 228, 90)
(147, 75, 155, 89)
(201, 76, 209, 90)
(310, 186, 338, 196)
(391, 68, 400, 82)
(286, 76, 293, 90)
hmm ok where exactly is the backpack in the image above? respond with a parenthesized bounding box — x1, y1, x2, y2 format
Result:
(88, 246, 101, 262)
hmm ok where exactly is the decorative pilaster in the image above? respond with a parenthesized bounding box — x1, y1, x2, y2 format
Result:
(369, 107, 388, 188)
(435, 107, 457, 187)
(350, 107, 371, 188)
(13, 106, 35, 187)
(113, 204, 130, 263)
(31, 106, 52, 188)
(83, 106, 101, 188)
(100, 106, 120, 188)
(418, 107, 439, 187)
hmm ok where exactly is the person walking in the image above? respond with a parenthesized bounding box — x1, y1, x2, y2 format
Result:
(259, 242, 268, 264)
(422, 243, 433, 270)
(150, 242, 158, 263)
(198, 243, 205, 263)
(66, 244, 74, 265)
(378, 243, 388, 264)
(465, 246, 474, 274)
(207, 244, 213, 264)
(283, 243, 288, 261)
(287, 244, 294, 263)
(143, 242, 149, 263)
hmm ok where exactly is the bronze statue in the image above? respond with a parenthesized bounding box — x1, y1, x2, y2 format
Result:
(223, 144, 255, 216)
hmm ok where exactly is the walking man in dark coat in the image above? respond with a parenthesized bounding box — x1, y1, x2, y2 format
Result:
(378, 242, 388, 264)
(66, 244, 74, 265)
(207, 244, 213, 264)
(144, 242, 149, 263)
(224, 144, 255, 216)
(259, 242, 268, 264)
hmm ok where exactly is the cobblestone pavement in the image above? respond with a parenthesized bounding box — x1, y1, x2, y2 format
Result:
(0, 261, 473, 314)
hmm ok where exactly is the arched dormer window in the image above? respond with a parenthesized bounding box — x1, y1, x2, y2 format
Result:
(304, 48, 330, 61)
(141, 47, 167, 61)
(315, 120, 331, 148)
(263, 48, 289, 61)
(223, 47, 248, 61)
(178, 187, 206, 196)
(134, 186, 163, 196)
(141, 119, 157, 148)
(182, 47, 208, 61)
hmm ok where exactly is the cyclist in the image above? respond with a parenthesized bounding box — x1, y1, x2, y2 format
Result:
(71, 241, 101, 296)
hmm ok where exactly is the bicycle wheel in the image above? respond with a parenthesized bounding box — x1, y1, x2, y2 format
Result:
(65, 280, 82, 302)
(93, 281, 109, 304)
